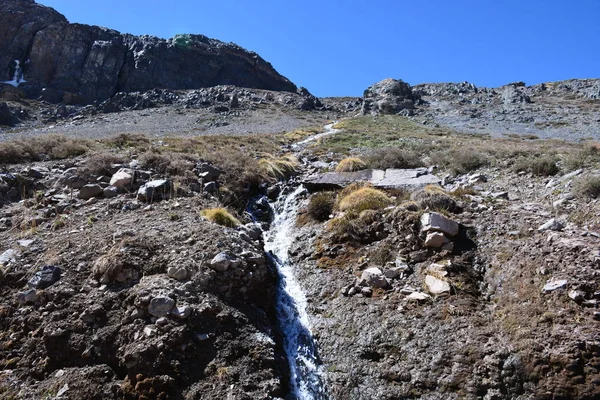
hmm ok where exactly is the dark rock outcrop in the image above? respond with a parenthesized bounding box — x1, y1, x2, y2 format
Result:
(362, 78, 419, 115)
(0, 0, 296, 103)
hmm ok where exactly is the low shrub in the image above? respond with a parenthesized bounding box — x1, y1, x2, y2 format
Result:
(410, 187, 461, 213)
(573, 175, 600, 199)
(364, 147, 424, 169)
(336, 186, 392, 214)
(200, 208, 240, 227)
(81, 152, 126, 177)
(335, 157, 367, 172)
(512, 156, 559, 176)
(307, 191, 336, 221)
(0, 135, 89, 164)
(258, 154, 299, 181)
(431, 149, 490, 174)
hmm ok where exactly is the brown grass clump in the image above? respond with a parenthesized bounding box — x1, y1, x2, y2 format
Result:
(201, 208, 240, 227)
(431, 149, 490, 175)
(80, 152, 126, 177)
(0, 135, 89, 164)
(364, 147, 424, 170)
(307, 191, 336, 221)
(258, 154, 299, 181)
(573, 175, 600, 199)
(335, 157, 367, 172)
(411, 188, 461, 213)
(336, 186, 392, 214)
(512, 156, 559, 176)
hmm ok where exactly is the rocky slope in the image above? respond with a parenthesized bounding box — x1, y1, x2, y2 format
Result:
(362, 78, 600, 140)
(0, 0, 296, 104)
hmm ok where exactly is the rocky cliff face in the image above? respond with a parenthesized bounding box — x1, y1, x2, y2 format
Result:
(0, 0, 297, 103)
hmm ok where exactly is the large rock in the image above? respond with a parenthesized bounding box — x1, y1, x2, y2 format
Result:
(77, 184, 103, 200)
(109, 168, 134, 188)
(420, 212, 460, 237)
(210, 252, 234, 272)
(303, 168, 440, 191)
(362, 78, 418, 115)
(147, 296, 175, 317)
(360, 267, 389, 289)
(0, 0, 296, 103)
(137, 179, 171, 202)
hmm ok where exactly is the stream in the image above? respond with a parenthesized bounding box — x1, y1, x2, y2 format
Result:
(260, 123, 337, 399)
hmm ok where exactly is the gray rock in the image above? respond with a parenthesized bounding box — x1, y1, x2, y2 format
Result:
(17, 289, 38, 305)
(406, 292, 431, 301)
(210, 252, 233, 272)
(425, 275, 451, 294)
(167, 266, 188, 281)
(196, 163, 224, 181)
(362, 78, 417, 115)
(110, 168, 134, 188)
(542, 279, 568, 293)
(303, 168, 440, 191)
(568, 290, 585, 302)
(170, 305, 192, 319)
(538, 218, 564, 232)
(147, 296, 175, 317)
(137, 179, 171, 202)
(360, 267, 389, 289)
(103, 185, 119, 198)
(77, 184, 103, 200)
(241, 223, 263, 241)
(203, 181, 218, 193)
(424, 232, 450, 248)
(421, 212, 460, 237)
(0, 248, 18, 265)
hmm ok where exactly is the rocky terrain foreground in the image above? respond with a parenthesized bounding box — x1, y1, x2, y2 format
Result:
(1, 2, 600, 399)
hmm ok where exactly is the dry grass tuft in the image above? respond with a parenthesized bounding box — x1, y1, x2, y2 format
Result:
(0, 135, 89, 164)
(364, 147, 424, 170)
(573, 175, 600, 199)
(335, 157, 367, 172)
(307, 191, 336, 221)
(258, 154, 299, 181)
(200, 208, 240, 227)
(337, 186, 392, 214)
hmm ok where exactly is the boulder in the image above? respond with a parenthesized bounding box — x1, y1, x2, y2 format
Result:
(362, 78, 418, 115)
(303, 168, 440, 191)
(204, 181, 218, 193)
(424, 232, 450, 248)
(542, 279, 568, 293)
(110, 168, 134, 188)
(360, 267, 389, 289)
(538, 218, 564, 232)
(420, 212, 460, 237)
(137, 179, 171, 202)
(77, 184, 103, 200)
(425, 275, 451, 295)
(167, 266, 188, 281)
(147, 296, 175, 317)
(27, 265, 62, 289)
(196, 162, 224, 181)
(210, 252, 234, 272)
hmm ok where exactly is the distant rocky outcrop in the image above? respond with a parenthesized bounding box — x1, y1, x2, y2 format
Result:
(0, 0, 297, 104)
(362, 78, 419, 115)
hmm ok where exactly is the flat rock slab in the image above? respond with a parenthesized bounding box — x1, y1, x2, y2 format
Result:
(303, 168, 440, 191)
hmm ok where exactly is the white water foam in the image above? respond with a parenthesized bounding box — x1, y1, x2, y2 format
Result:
(263, 186, 328, 399)
(2, 60, 26, 87)
(292, 122, 340, 149)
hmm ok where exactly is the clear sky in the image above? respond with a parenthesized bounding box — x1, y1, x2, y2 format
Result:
(38, 0, 599, 97)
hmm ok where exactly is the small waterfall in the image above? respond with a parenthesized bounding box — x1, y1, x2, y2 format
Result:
(263, 185, 328, 399)
(2, 60, 26, 87)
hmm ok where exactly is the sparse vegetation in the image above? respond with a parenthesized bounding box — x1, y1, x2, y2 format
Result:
(0, 135, 90, 164)
(364, 146, 424, 170)
(336, 186, 392, 214)
(573, 175, 600, 199)
(258, 154, 299, 181)
(431, 149, 490, 174)
(512, 156, 559, 176)
(335, 157, 367, 172)
(200, 207, 240, 227)
(307, 191, 336, 221)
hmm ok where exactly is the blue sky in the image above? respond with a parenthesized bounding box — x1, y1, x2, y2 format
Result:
(39, 0, 599, 97)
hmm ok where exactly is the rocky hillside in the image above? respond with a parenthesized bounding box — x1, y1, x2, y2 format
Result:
(0, 0, 296, 104)
(362, 78, 600, 141)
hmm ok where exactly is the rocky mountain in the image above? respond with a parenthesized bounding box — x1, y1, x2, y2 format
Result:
(0, 0, 296, 104)
(362, 77, 600, 140)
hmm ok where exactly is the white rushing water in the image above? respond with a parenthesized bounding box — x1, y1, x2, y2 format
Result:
(263, 186, 328, 399)
(292, 122, 340, 149)
(2, 60, 26, 87)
